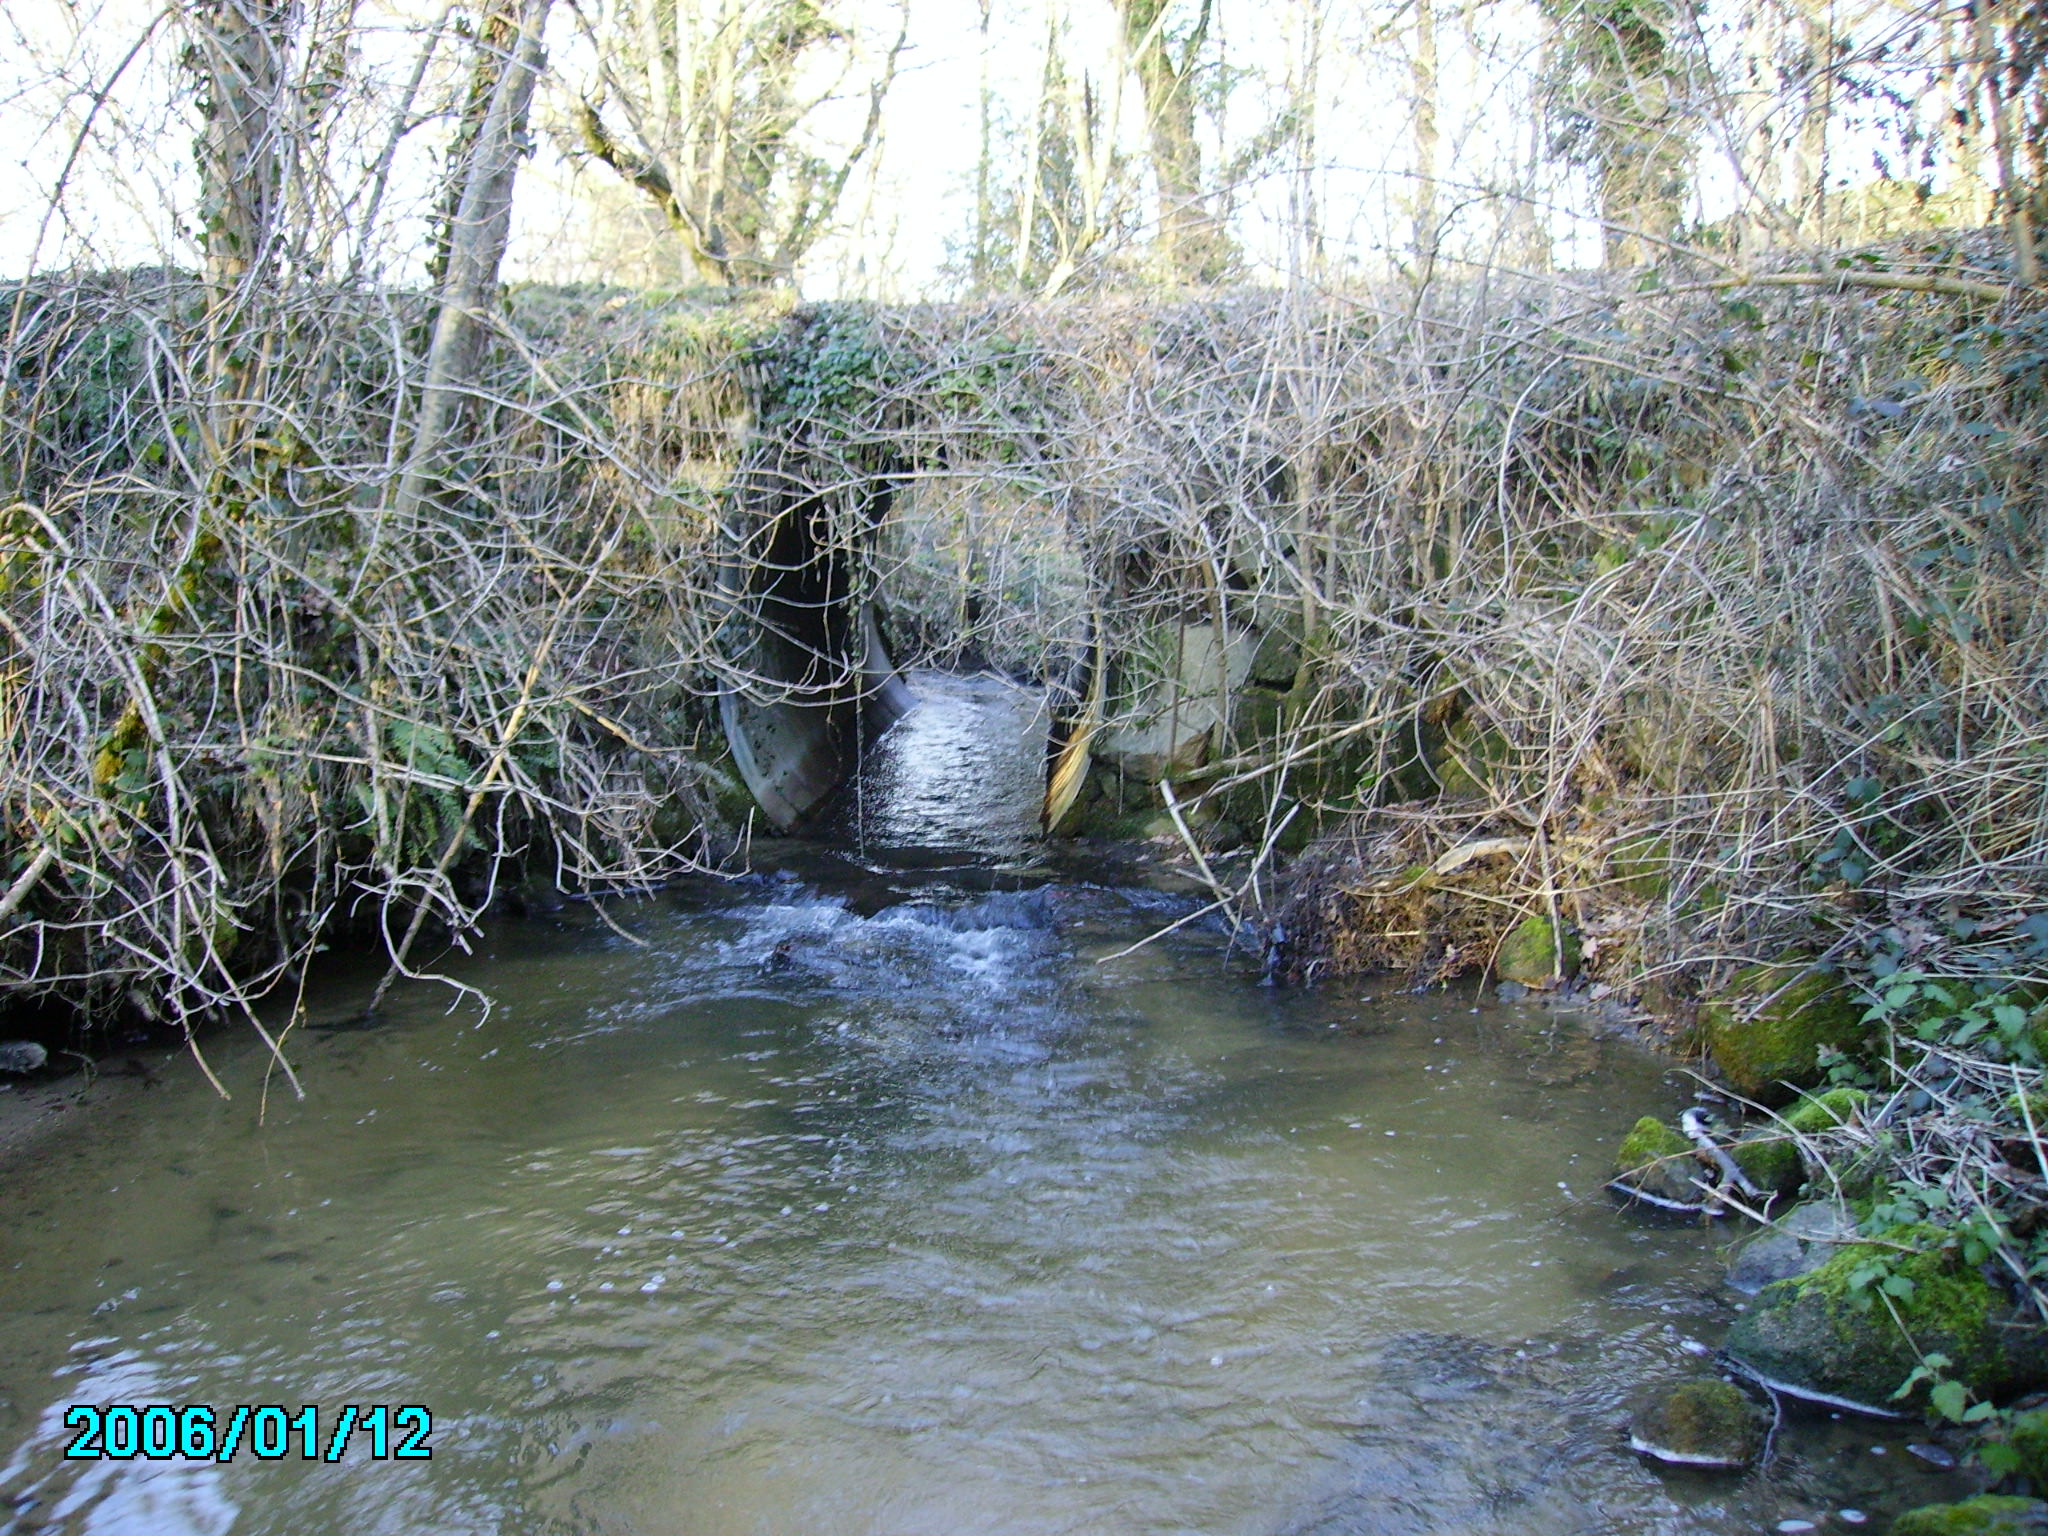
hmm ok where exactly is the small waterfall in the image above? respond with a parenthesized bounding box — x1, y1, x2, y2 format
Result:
(815, 670, 1048, 859)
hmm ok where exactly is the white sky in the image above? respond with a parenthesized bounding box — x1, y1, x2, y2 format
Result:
(0, 0, 1980, 299)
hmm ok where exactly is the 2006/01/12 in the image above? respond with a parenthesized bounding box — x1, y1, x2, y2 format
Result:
(62, 1404, 432, 1462)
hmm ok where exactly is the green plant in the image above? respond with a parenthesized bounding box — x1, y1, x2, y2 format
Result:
(1860, 969, 2042, 1067)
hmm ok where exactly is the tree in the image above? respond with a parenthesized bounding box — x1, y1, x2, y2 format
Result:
(185, 0, 291, 444)
(1110, 0, 1235, 283)
(570, 0, 908, 289)
(1542, 0, 1702, 266)
(1000, 13, 1133, 297)
(1975, 0, 2043, 285)
(394, 0, 554, 518)
(1408, 0, 1440, 273)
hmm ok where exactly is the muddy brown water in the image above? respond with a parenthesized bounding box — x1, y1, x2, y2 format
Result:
(0, 675, 1972, 1533)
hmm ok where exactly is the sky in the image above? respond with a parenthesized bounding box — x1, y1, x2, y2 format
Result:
(0, 0, 1583, 295)
(0, 0, 1984, 300)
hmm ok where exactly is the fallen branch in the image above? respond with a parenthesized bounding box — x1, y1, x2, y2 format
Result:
(0, 845, 56, 927)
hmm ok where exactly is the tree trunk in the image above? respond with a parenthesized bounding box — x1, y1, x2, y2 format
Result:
(1013, 23, 1050, 289)
(1940, 10, 1991, 225)
(1285, 0, 1323, 282)
(1410, 0, 1440, 273)
(1114, 0, 1233, 283)
(973, 0, 995, 291)
(1733, 0, 1785, 248)
(394, 0, 553, 519)
(1976, 0, 2040, 287)
(1789, 2, 1832, 240)
(189, 0, 290, 448)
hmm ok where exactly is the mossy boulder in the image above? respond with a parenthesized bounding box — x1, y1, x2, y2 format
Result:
(1609, 832, 1673, 902)
(1248, 624, 1302, 687)
(1731, 1133, 1803, 1198)
(1786, 1087, 1868, 1133)
(1723, 1231, 2048, 1412)
(2002, 1406, 2048, 1487)
(1734, 1088, 1873, 1193)
(1627, 1378, 1764, 1467)
(1701, 963, 1870, 1105)
(1433, 717, 1517, 797)
(1726, 1200, 1857, 1294)
(1614, 1116, 1703, 1206)
(1230, 685, 1290, 742)
(1497, 914, 1581, 987)
(1890, 1496, 2048, 1535)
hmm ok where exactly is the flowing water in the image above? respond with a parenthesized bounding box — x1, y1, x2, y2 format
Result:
(0, 676, 1970, 1534)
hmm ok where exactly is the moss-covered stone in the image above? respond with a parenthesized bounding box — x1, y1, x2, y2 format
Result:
(1230, 685, 1290, 742)
(1627, 1378, 1763, 1467)
(1615, 1116, 1702, 1205)
(1434, 718, 1515, 797)
(1497, 914, 1581, 986)
(1619, 1116, 1691, 1169)
(1701, 963, 1869, 1105)
(1609, 832, 1673, 902)
(1248, 624, 1302, 687)
(1890, 1496, 2048, 1536)
(1726, 1200, 1857, 1293)
(1723, 1230, 2048, 1411)
(2004, 1406, 2048, 1488)
(1732, 1133, 1803, 1197)
(1730, 1091, 1868, 1197)
(1785, 1087, 1867, 1134)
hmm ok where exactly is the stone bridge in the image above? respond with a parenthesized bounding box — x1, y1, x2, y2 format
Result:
(714, 432, 1313, 841)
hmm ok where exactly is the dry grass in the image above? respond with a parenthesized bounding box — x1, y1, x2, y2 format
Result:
(775, 259, 2045, 1016)
(2, 245, 2042, 1095)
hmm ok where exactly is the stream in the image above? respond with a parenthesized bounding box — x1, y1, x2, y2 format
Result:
(0, 674, 1969, 1534)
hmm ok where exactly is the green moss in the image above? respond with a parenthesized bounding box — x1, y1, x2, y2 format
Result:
(1497, 914, 1581, 986)
(1700, 962, 1869, 1105)
(1629, 1378, 1762, 1466)
(2005, 1406, 2048, 1487)
(1058, 766, 1161, 841)
(1723, 1229, 2048, 1409)
(1725, 1091, 1866, 1197)
(699, 759, 757, 830)
(1617, 1115, 1690, 1173)
(1890, 1496, 2048, 1536)
(1247, 624, 1302, 688)
(1434, 719, 1515, 797)
(1608, 832, 1672, 901)
(1230, 686, 1290, 742)
(1614, 1115, 1702, 1204)
(1652, 1380, 1759, 1460)
(1785, 1087, 1867, 1134)
(1275, 806, 1321, 854)
(1732, 1134, 1803, 1197)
